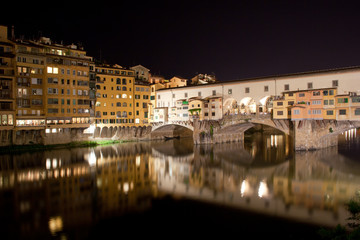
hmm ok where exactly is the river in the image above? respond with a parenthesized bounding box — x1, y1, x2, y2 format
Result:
(1, 128, 360, 239)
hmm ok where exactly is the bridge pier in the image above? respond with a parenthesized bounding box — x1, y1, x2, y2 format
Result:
(293, 120, 359, 151)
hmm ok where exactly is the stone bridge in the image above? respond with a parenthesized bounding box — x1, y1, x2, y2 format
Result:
(192, 114, 292, 145)
(190, 114, 360, 151)
(151, 121, 194, 132)
(293, 119, 360, 151)
(220, 114, 291, 135)
(92, 115, 360, 151)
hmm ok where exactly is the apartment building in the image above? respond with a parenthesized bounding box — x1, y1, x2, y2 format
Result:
(15, 40, 46, 129)
(94, 64, 135, 127)
(43, 39, 92, 131)
(131, 64, 150, 82)
(149, 82, 166, 123)
(335, 92, 360, 121)
(188, 97, 205, 121)
(0, 26, 15, 140)
(14, 37, 93, 135)
(273, 88, 338, 121)
(134, 83, 150, 125)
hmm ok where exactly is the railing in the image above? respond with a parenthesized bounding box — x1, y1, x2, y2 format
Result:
(222, 113, 272, 121)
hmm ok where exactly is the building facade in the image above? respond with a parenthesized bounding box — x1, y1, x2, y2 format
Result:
(0, 26, 15, 143)
(94, 64, 135, 127)
(155, 67, 360, 123)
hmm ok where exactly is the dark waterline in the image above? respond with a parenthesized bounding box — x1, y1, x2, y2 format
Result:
(0, 129, 359, 239)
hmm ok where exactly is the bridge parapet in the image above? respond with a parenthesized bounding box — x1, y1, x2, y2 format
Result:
(221, 114, 290, 135)
(151, 120, 194, 132)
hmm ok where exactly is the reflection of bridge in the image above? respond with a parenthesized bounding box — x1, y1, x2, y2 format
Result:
(151, 145, 360, 229)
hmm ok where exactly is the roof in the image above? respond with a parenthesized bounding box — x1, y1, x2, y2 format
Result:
(131, 64, 150, 71)
(157, 65, 360, 91)
(283, 87, 337, 94)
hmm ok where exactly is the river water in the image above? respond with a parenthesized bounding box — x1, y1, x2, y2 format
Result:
(1, 128, 360, 239)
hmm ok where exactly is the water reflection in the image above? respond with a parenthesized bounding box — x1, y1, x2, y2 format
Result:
(0, 130, 360, 239)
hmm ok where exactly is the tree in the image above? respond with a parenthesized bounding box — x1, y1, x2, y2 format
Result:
(318, 195, 360, 239)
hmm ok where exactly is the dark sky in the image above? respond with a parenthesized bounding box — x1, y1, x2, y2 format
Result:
(3, 1, 360, 81)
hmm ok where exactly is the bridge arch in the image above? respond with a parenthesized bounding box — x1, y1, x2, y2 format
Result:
(239, 97, 256, 114)
(223, 97, 238, 115)
(151, 122, 194, 139)
(258, 96, 273, 114)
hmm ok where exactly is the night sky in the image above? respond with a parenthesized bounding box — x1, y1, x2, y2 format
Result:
(3, 1, 360, 81)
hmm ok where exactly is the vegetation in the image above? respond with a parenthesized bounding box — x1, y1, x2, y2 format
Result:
(318, 195, 360, 239)
(0, 139, 126, 154)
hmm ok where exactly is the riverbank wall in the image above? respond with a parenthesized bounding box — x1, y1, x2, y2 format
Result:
(0, 126, 154, 147)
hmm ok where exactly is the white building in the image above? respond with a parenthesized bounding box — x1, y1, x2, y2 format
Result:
(156, 66, 360, 120)
(153, 107, 168, 123)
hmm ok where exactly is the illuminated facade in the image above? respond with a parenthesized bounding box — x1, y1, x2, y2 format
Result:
(335, 92, 360, 121)
(94, 64, 135, 127)
(131, 64, 150, 82)
(0, 26, 15, 140)
(134, 83, 150, 125)
(0, 25, 94, 145)
(42, 39, 92, 130)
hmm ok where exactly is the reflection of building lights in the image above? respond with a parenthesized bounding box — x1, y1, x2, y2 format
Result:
(136, 155, 141, 166)
(258, 181, 268, 198)
(123, 182, 129, 193)
(240, 180, 247, 196)
(52, 158, 57, 168)
(270, 135, 278, 147)
(345, 128, 357, 141)
(46, 158, 51, 169)
(48, 216, 63, 235)
(87, 150, 97, 166)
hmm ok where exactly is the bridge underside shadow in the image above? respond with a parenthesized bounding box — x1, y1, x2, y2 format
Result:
(151, 124, 193, 140)
(212, 123, 286, 144)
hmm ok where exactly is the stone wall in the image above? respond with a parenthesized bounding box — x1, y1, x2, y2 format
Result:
(44, 128, 92, 145)
(94, 126, 153, 141)
(193, 119, 248, 144)
(294, 120, 360, 151)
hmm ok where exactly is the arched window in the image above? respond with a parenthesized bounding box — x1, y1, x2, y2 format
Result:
(122, 94, 127, 98)
(116, 102, 121, 107)
(116, 111, 121, 118)
(122, 86, 127, 91)
(122, 111, 127, 118)
(123, 102, 127, 107)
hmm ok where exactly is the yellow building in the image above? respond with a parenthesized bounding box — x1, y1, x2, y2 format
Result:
(166, 76, 187, 88)
(335, 92, 360, 121)
(43, 39, 92, 131)
(14, 40, 46, 130)
(188, 97, 206, 121)
(272, 92, 294, 119)
(0, 26, 15, 140)
(13, 36, 92, 134)
(95, 64, 135, 127)
(134, 83, 150, 125)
